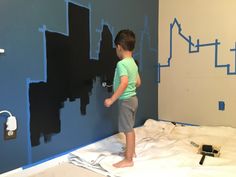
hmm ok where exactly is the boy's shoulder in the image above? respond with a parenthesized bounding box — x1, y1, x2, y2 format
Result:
(117, 58, 138, 72)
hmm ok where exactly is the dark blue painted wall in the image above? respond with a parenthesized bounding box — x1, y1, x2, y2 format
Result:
(0, 0, 157, 173)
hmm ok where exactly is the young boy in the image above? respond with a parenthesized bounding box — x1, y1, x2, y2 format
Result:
(104, 29, 141, 168)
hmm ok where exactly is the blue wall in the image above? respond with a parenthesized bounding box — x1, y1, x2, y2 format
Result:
(0, 0, 157, 173)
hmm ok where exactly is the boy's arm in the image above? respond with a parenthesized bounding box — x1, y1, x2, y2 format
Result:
(104, 75, 128, 107)
(136, 73, 141, 88)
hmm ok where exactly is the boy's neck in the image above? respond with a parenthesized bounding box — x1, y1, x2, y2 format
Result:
(121, 51, 133, 59)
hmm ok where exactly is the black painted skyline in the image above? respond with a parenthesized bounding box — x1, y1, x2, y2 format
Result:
(29, 3, 119, 146)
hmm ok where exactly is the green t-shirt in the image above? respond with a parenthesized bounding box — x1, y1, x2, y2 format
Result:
(113, 57, 138, 100)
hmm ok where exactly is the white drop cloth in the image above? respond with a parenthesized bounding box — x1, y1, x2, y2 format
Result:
(69, 119, 236, 177)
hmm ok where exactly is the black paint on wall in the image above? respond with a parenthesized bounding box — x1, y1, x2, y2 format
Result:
(29, 3, 119, 146)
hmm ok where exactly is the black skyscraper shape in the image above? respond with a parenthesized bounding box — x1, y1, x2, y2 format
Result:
(29, 3, 119, 146)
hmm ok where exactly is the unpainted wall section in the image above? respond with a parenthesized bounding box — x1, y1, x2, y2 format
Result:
(159, 0, 236, 127)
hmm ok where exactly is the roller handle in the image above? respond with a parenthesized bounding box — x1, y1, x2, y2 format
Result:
(199, 154, 206, 165)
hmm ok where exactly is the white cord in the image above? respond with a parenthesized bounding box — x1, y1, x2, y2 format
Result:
(0, 110, 17, 131)
(0, 110, 12, 117)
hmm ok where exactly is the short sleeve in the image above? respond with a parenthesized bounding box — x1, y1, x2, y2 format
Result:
(117, 62, 128, 77)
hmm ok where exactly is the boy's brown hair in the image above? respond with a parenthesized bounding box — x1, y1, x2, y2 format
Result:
(114, 29, 135, 51)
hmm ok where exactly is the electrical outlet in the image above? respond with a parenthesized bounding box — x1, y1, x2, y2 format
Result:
(4, 123, 17, 140)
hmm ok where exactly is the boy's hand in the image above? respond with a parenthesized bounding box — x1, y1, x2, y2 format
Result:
(104, 98, 113, 107)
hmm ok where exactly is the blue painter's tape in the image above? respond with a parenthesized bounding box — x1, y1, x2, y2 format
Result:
(158, 119, 198, 126)
(26, 78, 32, 164)
(157, 18, 236, 83)
(22, 134, 110, 170)
(218, 101, 225, 111)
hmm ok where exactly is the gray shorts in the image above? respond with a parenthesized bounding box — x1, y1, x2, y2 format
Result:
(118, 96, 138, 133)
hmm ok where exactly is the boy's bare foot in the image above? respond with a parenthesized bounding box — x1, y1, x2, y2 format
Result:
(113, 159, 134, 168)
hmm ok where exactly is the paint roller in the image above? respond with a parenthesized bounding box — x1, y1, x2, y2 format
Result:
(199, 144, 219, 165)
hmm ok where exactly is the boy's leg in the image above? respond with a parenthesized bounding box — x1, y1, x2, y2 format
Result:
(122, 130, 136, 158)
(113, 130, 135, 168)
(125, 129, 135, 160)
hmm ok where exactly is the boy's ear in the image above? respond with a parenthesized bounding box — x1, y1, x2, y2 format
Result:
(117, 44, 120, 50)
(117, 44, 122, 51)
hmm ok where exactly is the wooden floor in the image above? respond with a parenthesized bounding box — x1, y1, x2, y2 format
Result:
(28, 163, 105, 177)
